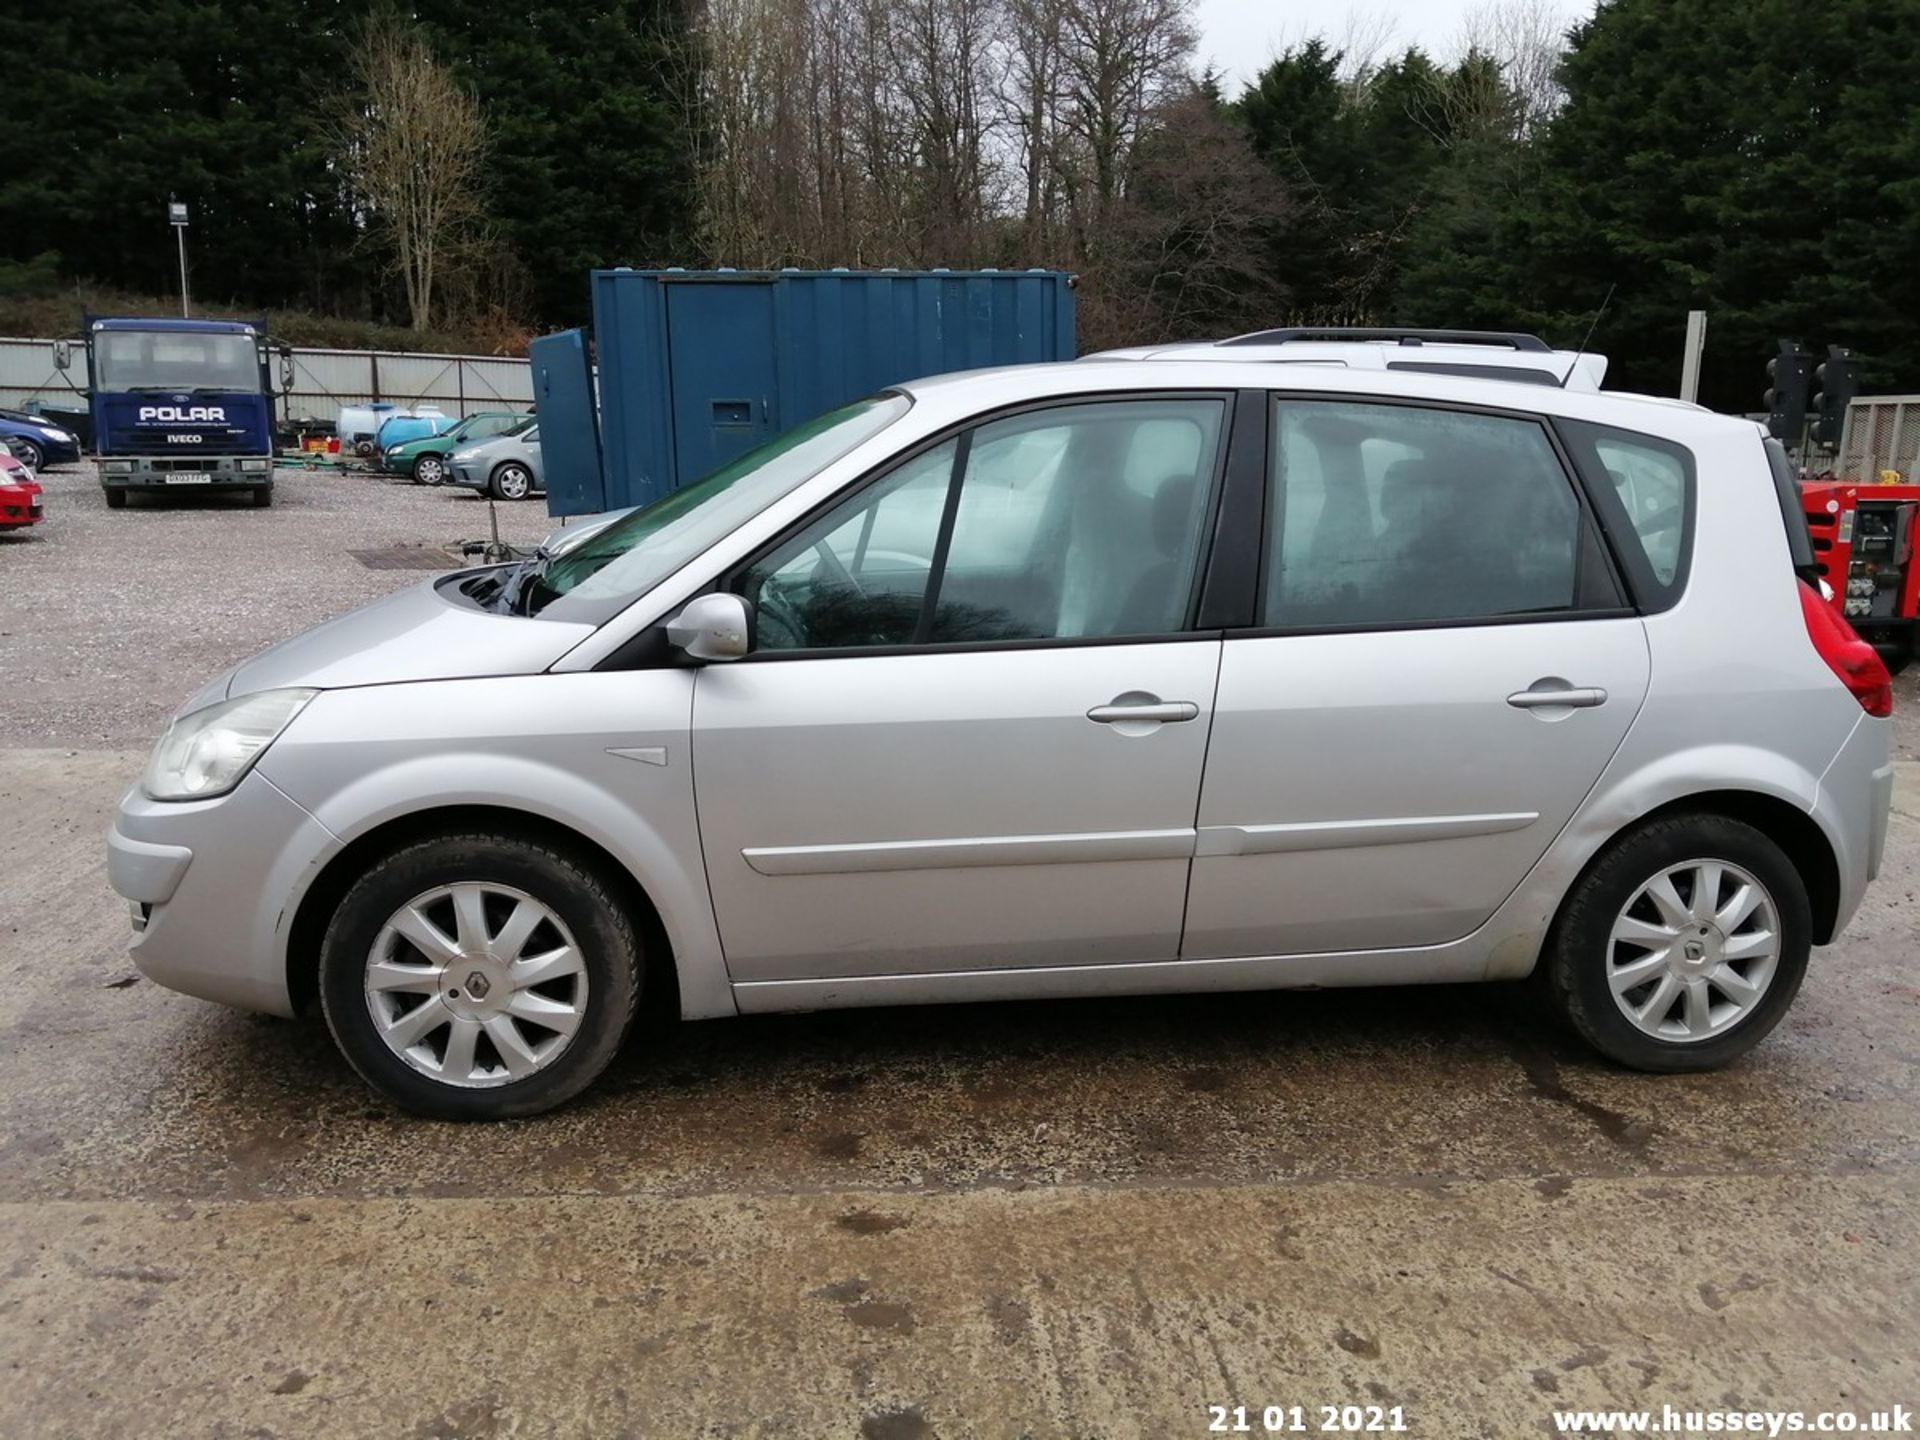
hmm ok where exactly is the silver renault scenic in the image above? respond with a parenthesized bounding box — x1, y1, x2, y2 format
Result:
(108, 361, 1895, 1118)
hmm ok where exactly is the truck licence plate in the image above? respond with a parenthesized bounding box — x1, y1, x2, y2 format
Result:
(164, 472, 212, 484)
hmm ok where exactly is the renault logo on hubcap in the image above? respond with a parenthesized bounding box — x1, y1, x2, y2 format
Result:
(1683, 940, 1705, 961)
(466, 971, 492, 999)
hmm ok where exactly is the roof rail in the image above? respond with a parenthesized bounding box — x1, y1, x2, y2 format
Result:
(1218, 327, 1553, 353)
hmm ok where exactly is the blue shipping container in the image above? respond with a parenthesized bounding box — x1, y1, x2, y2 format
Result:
(552, 268, 1075, 516)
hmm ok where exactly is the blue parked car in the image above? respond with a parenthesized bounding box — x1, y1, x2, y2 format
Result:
(0, 409, 83, 470)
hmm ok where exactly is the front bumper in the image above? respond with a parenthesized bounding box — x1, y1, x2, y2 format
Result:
(0, 487, 43, 526)
(108, 769, 341, 1016)
(101, 456, 273, 489)
(446, 459, 488, 491)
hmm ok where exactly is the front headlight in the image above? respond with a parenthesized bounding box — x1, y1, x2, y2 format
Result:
(142, 689, 318, 801)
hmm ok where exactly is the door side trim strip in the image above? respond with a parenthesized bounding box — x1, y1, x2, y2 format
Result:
(1193, 812, 1539, 857)
(742, 811, 1540, 876)
(742, 827, 1197, 876)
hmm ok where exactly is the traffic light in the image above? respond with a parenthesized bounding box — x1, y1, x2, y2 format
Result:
(1812, 345, 1859, 449)
(1765, 341, 1812, 442)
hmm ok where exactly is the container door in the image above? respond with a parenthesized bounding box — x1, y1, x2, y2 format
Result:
(665, 282, 777, 487)
(528, 328, 604, 516)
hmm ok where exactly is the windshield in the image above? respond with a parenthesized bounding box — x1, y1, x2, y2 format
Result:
(525, 393, 911, 622)
(94, 330, 262, 393)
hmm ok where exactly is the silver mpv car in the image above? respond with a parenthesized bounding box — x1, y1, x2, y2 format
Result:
(109, 362, 1895, 1118)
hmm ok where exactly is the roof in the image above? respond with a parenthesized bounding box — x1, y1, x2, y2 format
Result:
(89, 317, 261, 335)
(894, 358, 1746, 445)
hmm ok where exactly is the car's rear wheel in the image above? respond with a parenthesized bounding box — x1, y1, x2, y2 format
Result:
(413, 454, 447, 487)
(490, 463, 533, 501)
(1542, 813, 1810, 1072)
(319, 832, 642, 1119)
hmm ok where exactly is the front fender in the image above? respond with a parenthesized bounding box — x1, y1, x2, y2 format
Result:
(257, 673, 733, 1019)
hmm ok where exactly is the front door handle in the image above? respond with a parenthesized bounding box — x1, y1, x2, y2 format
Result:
(1088, 696, 1200, 725)
(1507, 685, 1608, 710)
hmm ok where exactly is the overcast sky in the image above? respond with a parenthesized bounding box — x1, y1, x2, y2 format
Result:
(1194, 0, 1597, 89)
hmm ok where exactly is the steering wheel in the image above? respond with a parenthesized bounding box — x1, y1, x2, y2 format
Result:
(754, 580, 806, 649)
(812, 541, 864, 597)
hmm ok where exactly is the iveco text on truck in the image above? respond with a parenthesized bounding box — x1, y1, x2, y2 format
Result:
(57, 317, 280, 508)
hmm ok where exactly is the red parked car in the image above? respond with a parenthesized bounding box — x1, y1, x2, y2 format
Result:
(0, 450, 44, 530)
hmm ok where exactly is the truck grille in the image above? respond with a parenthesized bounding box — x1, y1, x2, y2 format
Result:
(120, 429, 249, 455)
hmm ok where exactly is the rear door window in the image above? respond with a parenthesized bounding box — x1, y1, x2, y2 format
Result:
(1262, 399, 1601, 628)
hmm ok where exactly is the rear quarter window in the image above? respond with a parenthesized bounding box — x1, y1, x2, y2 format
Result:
(1557, 419, 1695, 608)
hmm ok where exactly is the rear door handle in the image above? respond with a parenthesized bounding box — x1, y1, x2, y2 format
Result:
(1507, 686, 1608, 710)
(1088, 698, 1200, 725)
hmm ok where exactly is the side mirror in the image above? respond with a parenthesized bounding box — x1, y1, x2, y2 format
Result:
(664, 592, 752, 663)
(53, 340, 70, 371)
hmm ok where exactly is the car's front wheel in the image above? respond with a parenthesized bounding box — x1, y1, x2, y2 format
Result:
(1542, 813, 1811, 1072)
(13, 438, 44, 470)
(319, 832, 642, 1119)
(413, 454, 447, 486)
(490, 462, 534, 501)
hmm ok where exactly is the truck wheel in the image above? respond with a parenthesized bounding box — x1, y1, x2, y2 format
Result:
(251, 486, 273, 508)
(491, 463, 533, 501)
(1876, 640, 1913, 677)
(105, 488, 128, 510)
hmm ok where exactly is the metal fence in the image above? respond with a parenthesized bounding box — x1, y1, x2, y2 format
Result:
(1837, 396, 1920, 481)
(0, 335, 532, 423)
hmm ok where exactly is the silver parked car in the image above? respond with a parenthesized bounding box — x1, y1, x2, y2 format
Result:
(108, 361, 1895, 1118)
(447, 424, 543, 501)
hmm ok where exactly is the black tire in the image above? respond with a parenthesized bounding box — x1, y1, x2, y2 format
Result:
(105, 487, 128, 509)
(250, 485, 273, 508)
(1542, 812, 1811, 1072)
(318, 832, 643, 1119)
(13, 438, 44, 470)
(413, 453, 447, 487)
(1877, 641, 1912, 677)
(490, 462, 533, 501)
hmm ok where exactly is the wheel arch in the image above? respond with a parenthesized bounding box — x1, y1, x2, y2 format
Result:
(1556, 788, 1841, 948)
(286, 803, 682, 1021)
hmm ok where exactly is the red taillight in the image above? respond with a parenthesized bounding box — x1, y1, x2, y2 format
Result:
(1799, 580, 1892, 717)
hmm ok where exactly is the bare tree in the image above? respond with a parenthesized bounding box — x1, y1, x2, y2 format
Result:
(1056, 0, 1197, 245)
(1458, 0, 1570, 137)
(1081, 83, 1288, 350)
(327, 12, 489, 332)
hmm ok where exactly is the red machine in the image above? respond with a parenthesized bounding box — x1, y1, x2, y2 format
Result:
(1802, 477, 1920, 673)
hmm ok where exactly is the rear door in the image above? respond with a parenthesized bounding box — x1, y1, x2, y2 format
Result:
(1182, 395, 1652, 960)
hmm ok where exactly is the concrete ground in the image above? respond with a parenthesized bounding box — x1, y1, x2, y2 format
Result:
(1, 465, 1917, 1438)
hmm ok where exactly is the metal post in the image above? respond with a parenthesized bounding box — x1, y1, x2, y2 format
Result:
(1679, 309, 1706, 403)
(168, 200, 192, 317)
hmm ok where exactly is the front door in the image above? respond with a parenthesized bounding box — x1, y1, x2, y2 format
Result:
(1182, 395, 1653, 959)
(692, 395, 1237, 982)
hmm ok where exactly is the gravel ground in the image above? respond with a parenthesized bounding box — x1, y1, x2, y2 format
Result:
(0, 461, 555, 747)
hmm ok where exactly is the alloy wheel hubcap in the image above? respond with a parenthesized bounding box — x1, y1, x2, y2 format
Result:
(500, 468, 528, 498)
(419, 458, 444, 484)
(1606, 859, 1780, 1043)
(364, 882, 588, 1088)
